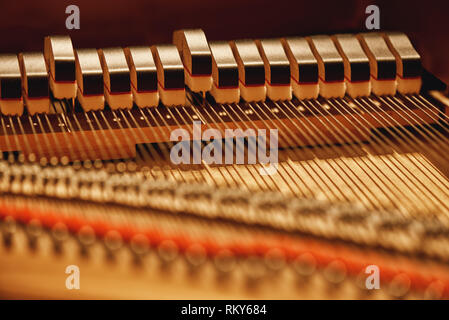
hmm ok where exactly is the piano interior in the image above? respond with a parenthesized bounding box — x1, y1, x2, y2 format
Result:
(1, 0, 449, 300)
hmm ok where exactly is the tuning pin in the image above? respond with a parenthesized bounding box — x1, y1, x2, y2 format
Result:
(25, 219, 43, 251)
(157, 240, 179, 268)
(39, 157, 49, 167)
(249, 192, 289, 228)
(288, 198, 330, 217)
(184, 243, 208, 271)
(292, 252, 317, 280)
(21, 173, 35, 197)
(101, 180, 116, 204)
(50, 222, 69, 254)
(264, 248, 286, 273)
(323, 260, 347, 286)
(93, 159, 103, 170)
(214, 189, 251, 221)
(89, 181, 105, 204)
(242, 255, 267, 287)
(105, 162, 116, 174)
(330, 204, 376, 244)
(42, 168, 58, 198)
(103, 230, 123, 261)
(72, 160, 82, 171)
(2, 216, 17, 248)
(140, 180, 173, 211)
(330, 203, 368, 223)
(54, 177, 69, 200)
(0, 170, 10, 194)
(176, 184, 215, 217)
(77, 225, 96, 257)
(370, 212, 418, 252)
(10, 172, 24, 195)
(130, 234, 150, 263)
(213, 249, 237, 275)
(424, 280, 445, 300)
(387, 273, 411, 299)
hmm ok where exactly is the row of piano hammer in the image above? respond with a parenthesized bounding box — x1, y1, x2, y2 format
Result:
(0, 29, 422, 116)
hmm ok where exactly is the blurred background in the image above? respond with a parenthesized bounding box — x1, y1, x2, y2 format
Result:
(0, 0, 448, 85)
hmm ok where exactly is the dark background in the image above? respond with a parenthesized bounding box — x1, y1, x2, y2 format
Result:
(0, 0, 448, 86)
